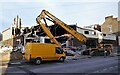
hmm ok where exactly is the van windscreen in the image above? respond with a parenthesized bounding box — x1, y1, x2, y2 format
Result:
(56, 47, 63, 54)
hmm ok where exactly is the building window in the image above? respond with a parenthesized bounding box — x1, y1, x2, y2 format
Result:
(109, 25, 112, 32)
(84, 31, 89, 34)
(92, 32, 96, 35)
(103, 34, 106, 36)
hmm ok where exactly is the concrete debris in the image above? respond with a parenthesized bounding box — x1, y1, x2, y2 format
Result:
(0, 46, 13, 53)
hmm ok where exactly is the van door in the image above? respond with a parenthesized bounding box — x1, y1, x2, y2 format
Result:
(55, 47, 64, 60)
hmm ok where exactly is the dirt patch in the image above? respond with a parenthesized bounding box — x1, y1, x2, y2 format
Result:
(10, 51, 23, 61)
(0, 51, 23, 63)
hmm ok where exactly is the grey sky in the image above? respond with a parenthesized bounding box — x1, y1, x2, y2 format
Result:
(0, 0, 119, 32)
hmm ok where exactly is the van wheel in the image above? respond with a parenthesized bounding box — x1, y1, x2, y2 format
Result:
(35, 58, 41, 65)
(59, 57, 65, 62)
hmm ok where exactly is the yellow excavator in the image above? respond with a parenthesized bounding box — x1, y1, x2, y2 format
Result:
(36, 10, 112, 56)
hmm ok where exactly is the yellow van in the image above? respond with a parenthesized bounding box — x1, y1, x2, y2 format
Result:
(24, 43, 66, 64)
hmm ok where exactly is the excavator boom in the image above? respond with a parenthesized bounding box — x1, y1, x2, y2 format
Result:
(36, 10, 87, 47)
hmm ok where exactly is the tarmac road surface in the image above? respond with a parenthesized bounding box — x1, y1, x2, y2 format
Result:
(2, 56, 119, 75)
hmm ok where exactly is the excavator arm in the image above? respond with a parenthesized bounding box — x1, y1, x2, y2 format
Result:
(36, 11, 61, 47)
(37, 10, 87, 45)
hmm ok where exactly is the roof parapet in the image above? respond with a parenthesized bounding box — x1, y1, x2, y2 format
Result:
(113, 18, 118, 21)
(105, 15, 113, 20)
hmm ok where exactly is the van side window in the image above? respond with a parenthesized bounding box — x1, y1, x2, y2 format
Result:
(56, 48, 63, 54)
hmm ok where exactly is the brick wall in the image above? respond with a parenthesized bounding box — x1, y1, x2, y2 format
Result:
(101, 16, 118, 34)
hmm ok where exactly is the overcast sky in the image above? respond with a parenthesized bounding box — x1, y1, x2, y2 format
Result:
(0, 0, 119, 32)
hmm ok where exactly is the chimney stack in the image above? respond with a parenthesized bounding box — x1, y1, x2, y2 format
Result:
(113, 18, 117, 21)
(19, 18, 21, 29)
(16, 15, 19, 28)
(14, 18, 16, 25)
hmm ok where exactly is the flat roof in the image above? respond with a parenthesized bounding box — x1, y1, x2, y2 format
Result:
(2, 27, 10, 33)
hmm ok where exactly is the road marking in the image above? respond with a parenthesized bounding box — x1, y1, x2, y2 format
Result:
(103, 68, 107, 71)
(109, 67, 113, 69)
(56, 63, 63, 64)
(93, 71, 99, 73)
(107, 66, 118, 70)
(17, 67, 37, 75)
(92, 66, 118, 73)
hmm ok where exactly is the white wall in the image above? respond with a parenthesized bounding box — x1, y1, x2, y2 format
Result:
(2, 27, 12, 41)
(76, 27, 116, 40)
(76, 27, 98, 39)
(102, 34, 116, 40)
